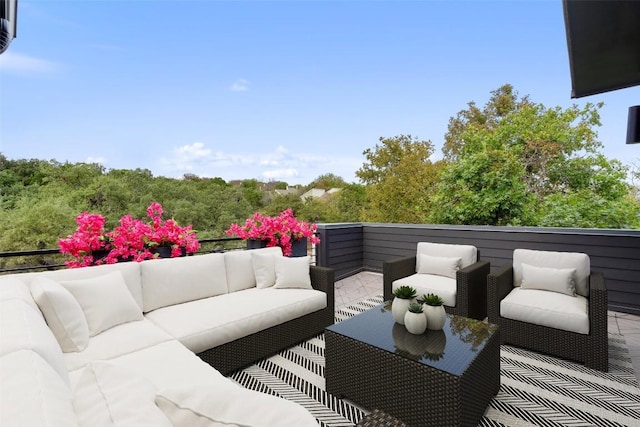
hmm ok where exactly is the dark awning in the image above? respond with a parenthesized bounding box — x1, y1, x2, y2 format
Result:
(563, 0, 640, 98)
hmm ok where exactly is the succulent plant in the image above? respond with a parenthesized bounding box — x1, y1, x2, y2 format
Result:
(392, 285, 417, 299)
(407, 301, 423, 313)
(421, 293, 444, 306)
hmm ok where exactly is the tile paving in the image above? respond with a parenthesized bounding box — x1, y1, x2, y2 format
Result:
(335, 271, 640, 382)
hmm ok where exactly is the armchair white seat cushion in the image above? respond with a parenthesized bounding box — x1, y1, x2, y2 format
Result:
(392, 274, 457, 307)
(416, 242, 477, 272)
(145, 288, 326, 354)
(513, 249, 590, 297)
(500, 287, 589, 334)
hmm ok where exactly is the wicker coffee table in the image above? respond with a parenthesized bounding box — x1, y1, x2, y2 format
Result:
(325, 303, 500, 427)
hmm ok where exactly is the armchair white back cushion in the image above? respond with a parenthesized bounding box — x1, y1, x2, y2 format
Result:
(1, 350, 78, 427)
(415, 242, 477, 273)
(513, 249, 590, 297)
(141, 253, 228, 312)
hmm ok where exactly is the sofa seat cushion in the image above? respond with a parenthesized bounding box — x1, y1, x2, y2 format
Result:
(500, 287, 589, 334)
(141, 252, 229, 313)
(0, 350, 78, 427)
(392, 274, 456, 308)
(0, 299, 69, 386)
(145, 288, 327, 354)
(63, 319, 174, 372)
(156, 383, 319, 427)
(72, 340, 229, 391)
(73, 361, 172, 427)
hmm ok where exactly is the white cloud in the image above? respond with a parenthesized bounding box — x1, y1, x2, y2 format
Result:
(229, 78, 249, 92)
(0, 51, 59, 74)
(85, 156, 107, 165)
(262, 168, 299, 179)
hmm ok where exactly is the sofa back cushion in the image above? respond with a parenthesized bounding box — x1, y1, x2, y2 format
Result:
(0, 350, 78, 427)
(13, 262, 145, 311)
(415, 242, 477, 273)
(226, 246, 283, 292)
(0, 276, 42, 313)
(30, 276, 90, 352)
(513, 249, 590, 297)
(0, 298, 70, 386)
(141, 253, 228, 313)
(60, 271, 144, 336)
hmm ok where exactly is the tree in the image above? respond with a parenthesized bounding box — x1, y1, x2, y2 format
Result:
(431, 149, 534, 225)
(437, 84, 639, 228)
(356, 135, 442, 223)
(306, 173, 347, 190)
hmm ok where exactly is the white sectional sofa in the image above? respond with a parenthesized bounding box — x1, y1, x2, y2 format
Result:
(0, 247, 335, 426)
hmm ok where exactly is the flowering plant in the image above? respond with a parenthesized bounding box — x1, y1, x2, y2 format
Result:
(225, 208, 320, 256)
(144, 202, 200, 257)
(58, 202, 199, 268)
(58, 212, 113, 268)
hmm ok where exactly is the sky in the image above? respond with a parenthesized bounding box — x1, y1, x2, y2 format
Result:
(1, 0, 639, 186)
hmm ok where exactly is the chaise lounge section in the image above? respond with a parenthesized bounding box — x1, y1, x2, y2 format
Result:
(0, 246, 334, 426)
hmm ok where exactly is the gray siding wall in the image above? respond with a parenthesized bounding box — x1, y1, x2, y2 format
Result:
(317, 223, 640, 315)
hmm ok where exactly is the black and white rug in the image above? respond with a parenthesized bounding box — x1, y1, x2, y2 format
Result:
(230, 296, 640, 426)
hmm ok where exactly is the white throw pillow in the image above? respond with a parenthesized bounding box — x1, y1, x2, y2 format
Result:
(274, 256, 312, 289)
(520, 263, 577, 296)
(155, 383, 319, 427)
(252, 251, 278, 288)
(73, 361, 172, 427)
(417, 253, 462, 279)
(30, 277, 90, 352)
(61, 271, 143, 336)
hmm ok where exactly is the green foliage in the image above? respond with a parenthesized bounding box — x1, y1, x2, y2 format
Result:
(434, 84, 639, 228)
(408, 302, 423, 313)
(356, 135, 442, 223)
(392, 285, 417, 299)
(421, 293, 443, 306)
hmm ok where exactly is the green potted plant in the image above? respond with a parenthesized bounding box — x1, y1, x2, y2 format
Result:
(421, 293, 446, 330)
(404, 301, 427, 334)
(391, 285, 417, 324)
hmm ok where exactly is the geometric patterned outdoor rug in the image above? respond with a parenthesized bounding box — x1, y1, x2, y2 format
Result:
(230, 295, 640, 426)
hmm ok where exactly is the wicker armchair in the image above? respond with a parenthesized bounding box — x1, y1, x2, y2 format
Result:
(487, 249, 608, 372)
(383, 243, 490, 320)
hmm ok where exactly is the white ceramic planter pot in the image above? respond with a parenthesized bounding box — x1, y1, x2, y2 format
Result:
(404, 311, 427, 334)
(424, 304, 446, 330)
(391, 297, 413, 324)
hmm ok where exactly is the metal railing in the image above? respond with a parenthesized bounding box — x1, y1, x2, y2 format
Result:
(0, 237, 244, 274)
(0, 236, 318, 274)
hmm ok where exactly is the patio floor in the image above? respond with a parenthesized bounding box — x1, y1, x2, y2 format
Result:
(335, 271, 640, 382)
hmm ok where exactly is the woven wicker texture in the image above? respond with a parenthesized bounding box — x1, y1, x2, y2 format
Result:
(326, 311, 500, 427)
(197, 265, 335, 375)
(383, 251, 490, 320)
(357, 409, 407, 426)
(487, 263, 609, 372)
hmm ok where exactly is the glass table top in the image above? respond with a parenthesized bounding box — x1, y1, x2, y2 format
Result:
(326, 302, 499, 376)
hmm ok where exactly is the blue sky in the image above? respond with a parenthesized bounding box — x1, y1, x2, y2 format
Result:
(1, 0, 638, 185)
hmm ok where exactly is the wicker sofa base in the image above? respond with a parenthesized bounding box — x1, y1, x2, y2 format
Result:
(325, 330, 500, 427)
(197, 306, 334, 375)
